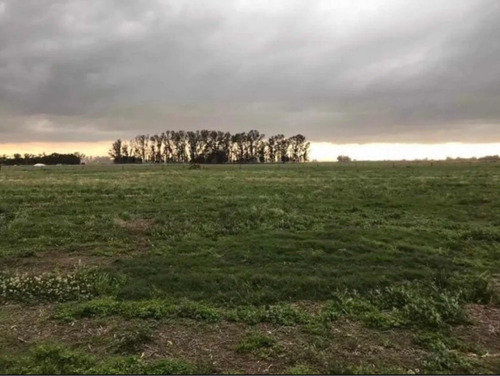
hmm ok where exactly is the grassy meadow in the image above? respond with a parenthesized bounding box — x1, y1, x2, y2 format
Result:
(0, 162, 499, 374)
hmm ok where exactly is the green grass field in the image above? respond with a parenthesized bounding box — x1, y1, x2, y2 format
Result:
(1, 162, 499, 374)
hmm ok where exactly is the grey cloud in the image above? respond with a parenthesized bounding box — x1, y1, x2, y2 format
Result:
(0, 0, 499, 144)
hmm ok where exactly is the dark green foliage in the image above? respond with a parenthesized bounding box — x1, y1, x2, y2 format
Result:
(0, 343, 199, 375)
(2, 343, 94, 374)
(55, 298, 222, 323)
(55, 299, 311, 326)
(109, 130, 310, 164)
(1, 153, 81, 166)
(226, 304, 309, 325)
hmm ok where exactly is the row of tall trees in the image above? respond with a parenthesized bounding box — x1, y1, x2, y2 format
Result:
(0, 153, 83, 165)
(109, 130, 310, 164)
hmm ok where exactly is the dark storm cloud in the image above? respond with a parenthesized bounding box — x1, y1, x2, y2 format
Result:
(0, 0, 499, 143)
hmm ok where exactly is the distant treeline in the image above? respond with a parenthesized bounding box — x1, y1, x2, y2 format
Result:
(0, 153, 82, 165)
(109, 130, 310, 164)
(478, 155, 500, 161)
(446, 155, 499, 162)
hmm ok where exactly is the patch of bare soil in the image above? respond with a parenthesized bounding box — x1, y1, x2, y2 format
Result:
(453, 303, 500, 367)
(0, 305, 111, 349)
(114, 218, 154, 233)
(114, 218, 155, 253)
(291, 300, 325, 315)
(324, 319, 427, 371)
(121, 319, 427, 373)
(0, 251, 116, 274)
(0, 306, 426, 374)
(2, 303, 499, 374)
(145, 322, 318, 374)
(146, 322, 275, 374)
(0, 218, 156, 274)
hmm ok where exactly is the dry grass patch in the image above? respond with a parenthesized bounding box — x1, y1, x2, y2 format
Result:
(0, 251, 114, 274)
(452, 304, 500, 367)
(114, 218, 155, 253)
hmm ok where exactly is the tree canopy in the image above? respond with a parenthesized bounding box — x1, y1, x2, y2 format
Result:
(109, 130, 310, 164)
(0, 153, 82, 166)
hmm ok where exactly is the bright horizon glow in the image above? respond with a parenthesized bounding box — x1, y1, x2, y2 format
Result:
(0, 142, 499, 161)
(309, 142, 500, 161)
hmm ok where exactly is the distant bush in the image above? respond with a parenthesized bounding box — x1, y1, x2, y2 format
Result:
(188, 164, 201, 170)
(1, 153, 82, 165)
(477, 155, 499, 162)
(337, 155, 352, 162)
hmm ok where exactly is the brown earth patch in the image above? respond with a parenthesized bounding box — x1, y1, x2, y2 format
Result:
(114, 218, 155, 253)
(451, 304, 500, 372)
(0, 305, 114, 350)
(325, 319, 427, 372)
(0, 251, 116, 274)
(146, 322, 278, 374)
(292, 300, 326, 315)
(118, 319, 428, 373)
(114, 218, 155, 233)
(453, 304, 500, 355)
(0, 305, 425, 374)
(1, 303, 499, 374)
(0, 217, 157, 274)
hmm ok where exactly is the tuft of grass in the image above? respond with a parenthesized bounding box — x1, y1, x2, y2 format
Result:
(285, 364, 321, 374)
(227, 303, 310, 326)
(1, 343, 200, 375)
(55, 298, 221, 323)
(236, 332, 280, 359)
(173, 300, 221, 322)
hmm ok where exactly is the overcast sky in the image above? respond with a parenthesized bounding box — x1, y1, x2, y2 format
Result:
(1, 0, 499, 145)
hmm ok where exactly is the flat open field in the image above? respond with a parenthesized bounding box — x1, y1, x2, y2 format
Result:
(1, 162, 499, 374)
